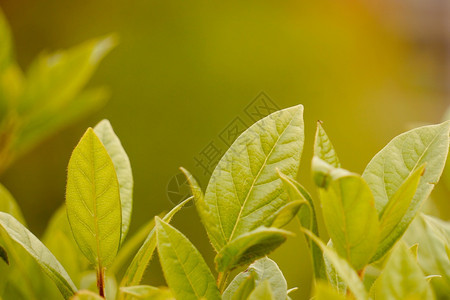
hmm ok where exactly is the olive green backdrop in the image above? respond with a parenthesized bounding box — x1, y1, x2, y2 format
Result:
(0, 1, 448, 299)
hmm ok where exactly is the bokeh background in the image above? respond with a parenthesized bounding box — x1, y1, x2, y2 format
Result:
(0, 0, 449, 299)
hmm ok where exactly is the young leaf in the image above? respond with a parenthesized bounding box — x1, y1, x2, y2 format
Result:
(202, 105, 304, 251)
(319, 172, 379, 271)
(94, 119, 133, 245)
(314, 121, 340, 168)
(372, 242, 433, 299)
(363, 121, 450, 259)
(214, 227, 293, 272)
(155, 217, 221, 300)
(278, 171, 325, 279)
(0, 212, 77, 299)
(374, 164, 425, 261)
(120, 196, 192, 290)
(248, 280, 274, 300)
(223, 257, 288, 300)
(303, 229, 368, 300)
(268, 200, 304, 228)
(120, 286, 174, 300)
(66, 128, 122, 269)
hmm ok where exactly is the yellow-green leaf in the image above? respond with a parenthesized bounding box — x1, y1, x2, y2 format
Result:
(155, 217, 221, 300)
(66, 128, 121, 268)
(314, 121, 340, 168)
(248, 280, 274, 300)
(120, 285, 174, 300)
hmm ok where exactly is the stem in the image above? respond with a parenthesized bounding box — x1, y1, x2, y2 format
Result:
(97, 267, 105, 298)
(216, 271, 229, 293)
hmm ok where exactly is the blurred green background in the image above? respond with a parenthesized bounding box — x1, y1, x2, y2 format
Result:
(0, 0, 449, 298)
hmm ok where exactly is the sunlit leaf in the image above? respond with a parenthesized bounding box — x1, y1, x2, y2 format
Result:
(314, 121, 340, 168)
(202, 105, 304, 251)
(0, 183, 25, 225)
(0, 212, 77, 299)
(223, 257, 288, 300)
(319, 170, 379, 271)
(120, 197, 192, 291)
(268, 200, 304, 228)
(155, 217, 221, 300)
(120, 285, 174, 300)
(363, 121, 450, 261)
(303, 229, 367, 300)
(94, 119, 133, 245)
(314, 281, 348, 300)
(215, 227, 292, 272)
(248, 280, 274, 300)
(66, 128, 122, 268)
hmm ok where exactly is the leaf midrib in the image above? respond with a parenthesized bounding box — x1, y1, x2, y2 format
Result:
(227, 114, 297, 243)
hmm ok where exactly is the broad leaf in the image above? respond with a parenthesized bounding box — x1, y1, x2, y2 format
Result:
(248, 280, 274, 300)
(94, 119, 133, 244)
(319, 171, 379, 271)
(155, 217, 221, 300)
(224, 272, 256, 300)
(314, 121, 340, 168)
(120, 286, 174, 300)
(120, 197, 192, 290)
(223, 257, 288, 300)
(363, 121, 450, 260)
(268, 200, 304, 228)
(215, 227, 293, 272)
(278, 171, 325, 279)
(66, 128, 121, 268)
(0, 212, 77, 299)
(303, 229, 368, 300)
(372, 242, 433, 299)
(202, 105, 304, 251)
(376, 165, 425, 257)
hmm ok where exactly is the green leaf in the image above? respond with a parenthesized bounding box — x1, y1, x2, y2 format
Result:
(376, 164, 425, 258)
(70, 290, 104, 300)
(42, 205, 90, 285)
(94, 119, 133, 245)
(278, 171, 325, 279)
(155, 217, 221, 300)
(0, 245, 7, 265)
(319, 171, 379, 271)
(79, 271, 117, 300)
(268, 200, 304, 228)
(372, 242, 433, 300)
(215, 227, 293, 272)
(223, 257, 288, 300)
(314, 282, 348, 300)
(314, 121, 340, 168)
(120, 196, 192, 290)
(66, 128, 122, 268)
(0, 212, 77, 299)
(120, 286, 174, 300)
(202, 105, 305, 251)
(248, 280, 274, 300)
(403, 214, 450, 298)
(0, 183, 26, 225)
(110, 217, 158, 275)
(303, 229, 368, 300)
(363, 121, 450, 260)
(224, 272, 256, 300)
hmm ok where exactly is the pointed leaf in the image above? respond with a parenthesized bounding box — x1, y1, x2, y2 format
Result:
(0, 212, 77, 298)
(155, 217, 221, 300)
(202, 105, 304, 251)
(248, 280, 274, 300)
(66, 128, 121, 268)
(94, 119, 133, 244)
(120, 286, 174, 300)
(375, 164, 425, 261)
(373, 242, 433, 299)
(363, 121, 450, 259)
(120, 196, 192, 289)
(303, 229, 368, 300)
(314, 121, 340, 168)
(215, 227, 293, 272)
(319, 171, 379, 270)
(223, 257, 288, 300)
(268, 200, 304, 228)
